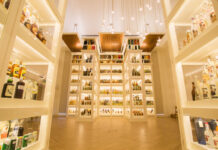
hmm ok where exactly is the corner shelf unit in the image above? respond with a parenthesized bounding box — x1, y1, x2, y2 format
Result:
(0, 0, 66, 149)
(162, 0, 218, 149)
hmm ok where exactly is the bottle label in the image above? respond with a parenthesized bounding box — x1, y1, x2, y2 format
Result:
(13, 67, 20, 78)
(18, 85, 24, 90)
(5, 85, 14, 97)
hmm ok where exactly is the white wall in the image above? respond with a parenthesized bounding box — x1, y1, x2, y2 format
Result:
(53, 42, 71, 115)
(152, 36, 177, 116)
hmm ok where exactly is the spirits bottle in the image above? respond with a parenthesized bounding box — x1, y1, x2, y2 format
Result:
(19, 62, 26, 79)
(213, 126, 218, 148)
(1, 76, 14, 98)
(14, 78, 25, 99)
(4, 0, 10, 9)
(32, 81, 38, 100)
(12, 60, 20, 78)
(7, 61, 12, 76)
(204, 122, 215, 146)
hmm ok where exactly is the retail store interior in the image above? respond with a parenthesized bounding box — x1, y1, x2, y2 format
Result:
(0, 0, 218, 150)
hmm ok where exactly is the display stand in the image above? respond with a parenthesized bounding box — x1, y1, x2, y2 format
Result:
(0, 0, 67, 149)
(162, 0, 218, 149)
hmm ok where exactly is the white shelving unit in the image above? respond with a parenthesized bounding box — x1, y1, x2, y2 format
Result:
(98, 54, 124, 117)
(162, 0, 218, 149)
(67, 38, 99, 120)
(0, 0, 67, 149)
(124, 46, 146, 120)
(142, 52, 156, 116)
(68, 37, 156, 121)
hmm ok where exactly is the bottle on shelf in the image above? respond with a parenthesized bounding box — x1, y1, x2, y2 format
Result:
(32, 81, 38, 100)
(1, 76, 14, 98)
(12, 60, 20, 78)
(18, 62, 26, 79)
(204, 122, 215, 146)
(14, 77, 25, 99)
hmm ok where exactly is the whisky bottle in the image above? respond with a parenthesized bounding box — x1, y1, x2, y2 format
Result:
(14, 78, 25, 99)
(1, 76, 14, 98)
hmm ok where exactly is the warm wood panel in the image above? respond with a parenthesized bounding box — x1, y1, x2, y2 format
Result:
(99, 33, 124, 52)
(141, 34, 164, 52)
(62, 33, 82, 52)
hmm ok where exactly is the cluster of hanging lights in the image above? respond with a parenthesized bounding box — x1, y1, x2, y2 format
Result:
(101, 0, 164, 37)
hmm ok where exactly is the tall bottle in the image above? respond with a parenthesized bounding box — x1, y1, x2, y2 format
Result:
(12, 60, 20, 78)
(213, 126, 218, 148)
(19, 62, 26, 79)
(204, 122, 214, 146)
(32, 81, 38, 100)
(14, 77, 25, 99)
(1, 76, 14, 98)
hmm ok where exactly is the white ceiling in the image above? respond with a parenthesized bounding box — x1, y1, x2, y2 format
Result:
(63, 0, 165, 35)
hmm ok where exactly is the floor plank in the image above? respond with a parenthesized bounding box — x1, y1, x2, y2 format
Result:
(49, 117, 181, 150)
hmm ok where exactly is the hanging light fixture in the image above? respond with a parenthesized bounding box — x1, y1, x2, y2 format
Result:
(73, 24, 78, 32)
(112, 0, 115, 14)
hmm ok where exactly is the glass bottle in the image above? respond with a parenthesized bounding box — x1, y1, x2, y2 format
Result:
(1, 76, 14, 98)
(14, 77, 25, 99)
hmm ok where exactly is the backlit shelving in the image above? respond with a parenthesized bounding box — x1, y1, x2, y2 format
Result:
(0, 0, 67, 149)
(162, 0, 218, 149)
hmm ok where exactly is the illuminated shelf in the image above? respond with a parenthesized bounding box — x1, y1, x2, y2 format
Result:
(16, 24, 55, 62)
(175, 21, 218, 63)
(0, 0, 66, 149)
(167, 0, 204, 23)
(163, 0, 218, 149)
(22, 141, 40, 150)
(182, 107, 218, 119)
(27, 0, 63, 23)
(68, 42, 99, 120)
(68, 105, 77, 107)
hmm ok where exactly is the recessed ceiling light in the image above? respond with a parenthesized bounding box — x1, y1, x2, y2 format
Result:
(155, 19, 159, 23)
(139, 8, 143, 12)
(160, 22, 163, 26)
(157, 0, 160, 3)
(112, 10, 115, 14)
(121, 17, 125, 20)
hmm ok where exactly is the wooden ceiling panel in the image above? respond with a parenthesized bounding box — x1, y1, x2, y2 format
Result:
(99, 33, 124, 52)
(62, 33, 82, 52)
(141, 34, 164, 52)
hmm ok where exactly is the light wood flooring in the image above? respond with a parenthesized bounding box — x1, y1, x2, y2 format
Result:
(49, 117, 181, 150)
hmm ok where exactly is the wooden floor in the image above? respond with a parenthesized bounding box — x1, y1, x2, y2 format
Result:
(49, 117, 181, 150)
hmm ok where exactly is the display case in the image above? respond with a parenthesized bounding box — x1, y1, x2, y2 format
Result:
(67, 38, 99, 120)
(98, 54, 124, 117)
(163, 0, 218, 149)
(0, 0, 66, 149)
(124, 45, 146, 120)
(0, 116, 41, 150)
